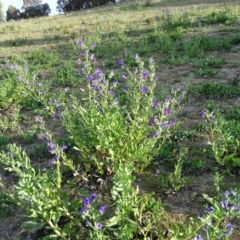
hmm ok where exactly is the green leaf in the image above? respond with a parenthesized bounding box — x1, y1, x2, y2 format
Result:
(21, 220, 46, 233)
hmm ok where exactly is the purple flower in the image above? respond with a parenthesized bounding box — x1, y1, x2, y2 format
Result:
(91, 43, 97, 48)
(220, 201, 233, 210)
(87, 74, 96, 82)
(92, 85, 98, 91)
(195, 235, 202, 240)
(141, 86, 148, 94)
(205, 206, 214, 214)
(47, 142, 56, 153)
(122, 74, 126, 79)
(11, 63, 18, 69)
(85, 219, 91, 226)
(160, 122, 167, 128)
(90, 193, 96, 201)
(142, 71, 149, 79)
(80, 208, 86, 215)
(57, 105, 64, 111)
(151, 101, 158, 108)
(62, 145, 67, 150)
(77, 40, 83, 47)
(236, 205, 240, 212)
(165, 109, 171, 116)
(82, 67, 86, 72)
(53, 113, 60, 119)
(210, 117, 215, 122)
(96, 222, 102, 230)
(77, 71, 81, 76)
(200, 110, 205, 117)
(147, 134, 151, 139)
(117, 60, 124, 67)
(148, 117, 158, 126)
(165, 99, 170, 106)
(168, 121, 174, 127)
(34, 115, 41, 120)
(99, 206, 105, 214)
(83, 197, 90, 206)
(225, 223, 233, 236)
(134, 53, 139, 60)
(95, 69, 103, 77)
(49, 99, 55, 104)
(49, 158, 56, 165)
(153, 132, 158, 138)
(198, 211, 203, 218)
(82, 50, 88, 57)
(109, 90, 114, 96)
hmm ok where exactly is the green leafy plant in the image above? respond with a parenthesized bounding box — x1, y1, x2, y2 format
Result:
(194, 82, 240, 99)
(168, 147, 188, 192)
(63, 42, 185, 174)
(203, 110, 240, 168)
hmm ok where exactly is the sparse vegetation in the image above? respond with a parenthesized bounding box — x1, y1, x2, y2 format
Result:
(0, 0, 240, 239)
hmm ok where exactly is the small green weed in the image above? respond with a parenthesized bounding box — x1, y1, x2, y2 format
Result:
(194, 82, 240, 98)
(0, 192, 15, 218)
(204, 8, 237, 25)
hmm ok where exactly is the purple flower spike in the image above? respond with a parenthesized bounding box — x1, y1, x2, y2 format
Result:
(117, 60, 124, 67)
(99, 206, 105, 214)
(236, 205, 240, 212)
(141, 86, 148, 94)
(83, 197, 90, 206)
(96, 222, 102, 230)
